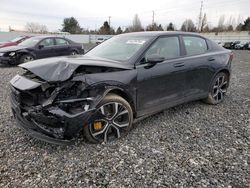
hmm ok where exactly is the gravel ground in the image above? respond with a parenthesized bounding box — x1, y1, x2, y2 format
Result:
(0, 51, 249, 187)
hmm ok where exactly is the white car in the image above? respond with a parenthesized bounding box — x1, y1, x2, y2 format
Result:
(235, 42, 250, 50)
(218, 42, 224, 47)
(96, 38, 106, 44)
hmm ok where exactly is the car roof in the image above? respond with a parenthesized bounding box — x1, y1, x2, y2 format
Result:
(119, 31, 206, 38)
(29, 36, 67, 40)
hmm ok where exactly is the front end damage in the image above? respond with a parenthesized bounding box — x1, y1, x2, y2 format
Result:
(10, 71, 113, 145)
(10, 56, 136, 144)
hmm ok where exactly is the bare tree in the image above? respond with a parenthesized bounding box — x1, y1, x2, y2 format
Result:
(237, 15, 243, 26)
(203, 25, 210, 32)
(226, 15, 236, 29)
(131, 14, 143, 32)
(217, 15, 225, 32)
(181, 19, 196, 32)
(25, 22, 48, 33)
(39, 25, 48, 34)
(235, 14, 244, 31)
(201, 13, 207, 32)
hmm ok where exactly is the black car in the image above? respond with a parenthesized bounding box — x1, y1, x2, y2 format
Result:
(234, 41, 250, 50)
(223, 41, 240, 49)
(0, 36, 84, 65)
(10, 32, 233, 145)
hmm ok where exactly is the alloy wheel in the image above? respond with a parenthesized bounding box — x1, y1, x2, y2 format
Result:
(71, 51, 77, 55)
(23, 55, 34, 63)
(90, 102, 130, 142)
(212, 75, 228, 102)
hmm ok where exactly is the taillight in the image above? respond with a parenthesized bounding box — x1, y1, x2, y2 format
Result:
(230, 52, 234, 60)
(228, 52, 233, 66)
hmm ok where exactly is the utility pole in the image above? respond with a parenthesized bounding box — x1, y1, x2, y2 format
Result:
(108, 16, 111, 26)
(152, 11, 155, 25)
(198, 0, 203, 32)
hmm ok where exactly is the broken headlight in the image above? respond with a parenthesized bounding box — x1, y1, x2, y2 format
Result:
(8, 52, 16, 56)
(55, 81, 88, 101)
(54, 81, 91, 114)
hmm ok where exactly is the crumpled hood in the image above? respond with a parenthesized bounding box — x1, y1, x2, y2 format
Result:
(19, 56, 133, 82)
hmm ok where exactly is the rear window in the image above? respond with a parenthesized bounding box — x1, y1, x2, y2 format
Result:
(183, 36, 208, 56)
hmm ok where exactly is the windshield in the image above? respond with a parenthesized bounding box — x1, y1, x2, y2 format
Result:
(11, 37, 24, 42)
(18, 37, 40, 47)
(87, 35, 152, 61)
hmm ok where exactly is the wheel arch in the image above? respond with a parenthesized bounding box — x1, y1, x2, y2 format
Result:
(70, 48, 80, 54)
(218, 69, 230, 78)
(106, 88, 136, 118)
(17, 51, 36, 59)
(206, 68, 231, 94)
(214, 68, 231, 84)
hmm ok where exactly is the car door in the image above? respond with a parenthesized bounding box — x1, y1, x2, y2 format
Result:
(180, 35, 215, 99)
(35, 38, 55, 59)
(54, 38, 71, 56)
(136, 36, 188, 116)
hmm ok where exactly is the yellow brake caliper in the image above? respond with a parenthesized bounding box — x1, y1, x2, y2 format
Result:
(93, 121, 102, 130)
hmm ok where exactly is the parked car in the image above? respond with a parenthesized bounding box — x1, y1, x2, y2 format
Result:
(217, 42, 224, 47)
(0, 36, 84, 65)
(96, 37, 106, 44)
(223, 42, 233, 49)
(235, 41, 250, 50)
(223, 41, 240, 49)
(0, 36, 30, 48)
(10, 32, 233, 145)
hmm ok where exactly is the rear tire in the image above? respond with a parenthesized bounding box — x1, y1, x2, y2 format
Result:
(204, 72, 229, 104)
(84, 94, 133, 144)
(70, 50, 78, 55)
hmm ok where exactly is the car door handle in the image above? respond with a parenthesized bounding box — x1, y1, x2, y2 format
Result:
(173, 62, 184, 68)
(208, 57, 215, 61)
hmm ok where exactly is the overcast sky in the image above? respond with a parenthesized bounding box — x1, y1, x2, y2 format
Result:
(0, 0, 249, 32)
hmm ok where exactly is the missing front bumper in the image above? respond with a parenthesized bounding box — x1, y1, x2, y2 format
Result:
(10, 95, 96, 145)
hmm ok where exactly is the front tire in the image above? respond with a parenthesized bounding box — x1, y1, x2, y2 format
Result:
(84, 94, 133, 143)
(204, 72, 229, 104)
(19, 54, 34, 64)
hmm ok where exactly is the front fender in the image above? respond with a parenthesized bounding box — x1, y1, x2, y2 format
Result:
(17, 50, 36, 59)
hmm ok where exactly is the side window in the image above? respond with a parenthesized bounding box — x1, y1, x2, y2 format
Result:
(183, 36, 208, 56)
(145, 36, 180, 60)
(39, 38, 54, 47)
(55, 38, 69, 45)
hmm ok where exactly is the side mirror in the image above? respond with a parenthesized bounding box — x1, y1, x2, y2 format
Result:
(146, 54, 165, 64)
(38, 44, 44, 49)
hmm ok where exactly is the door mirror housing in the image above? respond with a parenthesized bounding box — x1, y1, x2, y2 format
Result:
(146, 54, 165, 64)
(38, 44, 44, 49)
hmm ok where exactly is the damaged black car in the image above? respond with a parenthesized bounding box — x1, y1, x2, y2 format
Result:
(10, 32, 233, 145)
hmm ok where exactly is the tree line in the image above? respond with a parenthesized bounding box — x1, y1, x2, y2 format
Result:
(25, 14, 250, 34)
